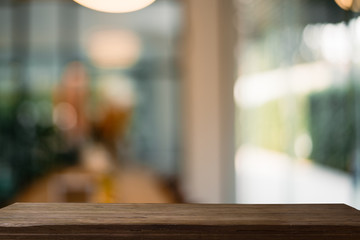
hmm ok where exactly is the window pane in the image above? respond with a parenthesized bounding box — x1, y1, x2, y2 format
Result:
(235, 0, 360, 208)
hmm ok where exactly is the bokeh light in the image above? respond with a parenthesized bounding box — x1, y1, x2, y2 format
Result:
(87, 30, 141, 69)
(335, 0, 360, 12)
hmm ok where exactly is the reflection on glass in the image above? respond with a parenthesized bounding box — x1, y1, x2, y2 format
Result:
(0, 0, 182, 206)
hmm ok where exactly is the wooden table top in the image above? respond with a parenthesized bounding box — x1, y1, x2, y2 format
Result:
(0, 203, 359, 239)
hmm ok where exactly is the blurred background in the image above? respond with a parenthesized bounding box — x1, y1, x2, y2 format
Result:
(1, 0, 360, 209)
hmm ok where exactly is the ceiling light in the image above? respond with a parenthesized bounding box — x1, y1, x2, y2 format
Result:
(334, 0, 360, 12)
(73, 0, 156, 13)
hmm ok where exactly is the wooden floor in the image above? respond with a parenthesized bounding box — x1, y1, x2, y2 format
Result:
(0, 203, 360, 239)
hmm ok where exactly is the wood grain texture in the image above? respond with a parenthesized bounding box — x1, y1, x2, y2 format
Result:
(0, 203, 359, 239)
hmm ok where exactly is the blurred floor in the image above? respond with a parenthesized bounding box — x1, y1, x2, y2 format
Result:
(236, 145, 353, 206)
(16, 165, 177, 203)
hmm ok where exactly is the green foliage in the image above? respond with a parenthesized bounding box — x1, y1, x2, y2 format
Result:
(0, 92, 59, 206)
(309, 84, 355, 172)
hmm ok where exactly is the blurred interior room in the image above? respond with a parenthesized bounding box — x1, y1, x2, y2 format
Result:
(1, 0, 360, 209)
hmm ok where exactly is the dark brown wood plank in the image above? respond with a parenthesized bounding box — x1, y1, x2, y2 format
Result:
(0, 203, 359, 239)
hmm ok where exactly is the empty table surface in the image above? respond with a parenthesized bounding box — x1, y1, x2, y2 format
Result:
(0, 203, 359, 239)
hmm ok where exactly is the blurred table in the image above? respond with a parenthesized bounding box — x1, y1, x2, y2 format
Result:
(0, 203, 359, 239)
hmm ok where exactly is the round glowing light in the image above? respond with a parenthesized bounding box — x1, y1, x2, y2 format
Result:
(53, 102, 78, 130)
(98, 75, 136, 109)
(335, 0, 360, 12)
(87, 29, 141, 69)
(73, 0, 156, 13)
